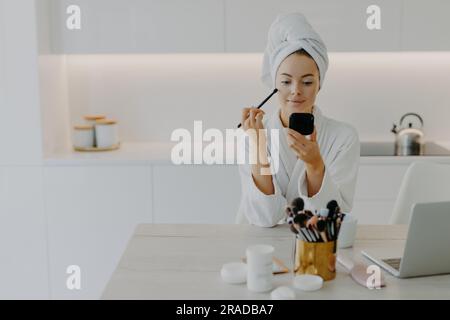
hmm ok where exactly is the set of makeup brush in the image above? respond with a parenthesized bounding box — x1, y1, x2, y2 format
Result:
(286, 197, 346, 243)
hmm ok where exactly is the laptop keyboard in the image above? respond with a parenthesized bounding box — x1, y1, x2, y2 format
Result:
(382, 258, 401, 271)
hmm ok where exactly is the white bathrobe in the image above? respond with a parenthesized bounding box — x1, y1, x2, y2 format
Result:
(236, 106, 360, 227)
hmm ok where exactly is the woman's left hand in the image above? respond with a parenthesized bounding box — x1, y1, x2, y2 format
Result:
(286, 127, 324, 171)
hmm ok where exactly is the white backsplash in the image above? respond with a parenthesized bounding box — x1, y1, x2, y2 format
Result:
(65, 52, 450, 143)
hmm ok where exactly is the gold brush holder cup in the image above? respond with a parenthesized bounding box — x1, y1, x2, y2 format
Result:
(294, 239, 336, 281)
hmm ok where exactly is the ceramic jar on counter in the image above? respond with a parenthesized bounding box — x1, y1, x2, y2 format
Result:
(72, 114, 119, 150)
(95, 119, 119, 148)
(83, 115, 106, 147)
(72, 125, 95, 148)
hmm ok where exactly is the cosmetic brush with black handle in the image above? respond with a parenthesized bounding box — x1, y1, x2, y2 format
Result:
(326, 200, 338, 213)
(291, 197, 304, 210)
(316, 220, 328, 242)
(295, 214, 317, 242)
(325, 210, 333, 241)
(335, 213, 346, 240)
(285, 206, 294, 224)
(292, 221, 308, 241)
(306, 213, 320, 241)
(303, 209, 314, 218)
(237, 88, 278, 128)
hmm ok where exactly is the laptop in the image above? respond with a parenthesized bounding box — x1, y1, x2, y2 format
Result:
(362, 201, 450, 278)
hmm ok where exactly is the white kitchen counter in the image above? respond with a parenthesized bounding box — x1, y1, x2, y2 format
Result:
(102, 223, 450, 299)
(44, 141, 450, 166)
(359, 141, 450, 164)
(44, 142, 176, 166)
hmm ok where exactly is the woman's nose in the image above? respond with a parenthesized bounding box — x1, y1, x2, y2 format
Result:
(290, 83, 303, 95)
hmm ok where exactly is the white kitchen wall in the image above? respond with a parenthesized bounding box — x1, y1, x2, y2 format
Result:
(36, 0, 72, 157)
(64, 52, 450, 146)
(39, 55, 72, 156)
(0, 0, 44, 165)
(65, 54, 267, 145)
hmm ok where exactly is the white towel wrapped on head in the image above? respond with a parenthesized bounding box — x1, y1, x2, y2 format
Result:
(261, 12, 329, 90)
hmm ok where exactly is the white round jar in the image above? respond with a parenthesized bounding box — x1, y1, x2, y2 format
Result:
(73, 125, 94, 148)
(246, 244, 274, 293)
(83, 115, 106, 147)
(95, 119, 119, 148)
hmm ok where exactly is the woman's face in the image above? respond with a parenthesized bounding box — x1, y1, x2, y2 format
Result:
(275, 53, 320, 127)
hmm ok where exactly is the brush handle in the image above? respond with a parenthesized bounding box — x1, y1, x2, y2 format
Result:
(237, 88, 278, 128)
(310, 226, 321, 242)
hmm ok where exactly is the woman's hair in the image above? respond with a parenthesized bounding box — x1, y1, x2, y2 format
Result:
(292, 49, 314, 59)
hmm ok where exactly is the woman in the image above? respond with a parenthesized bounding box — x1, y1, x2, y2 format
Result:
(236, 13, 360, 227)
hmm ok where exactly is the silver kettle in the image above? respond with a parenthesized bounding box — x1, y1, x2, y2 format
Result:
(391, 113, 424, 156)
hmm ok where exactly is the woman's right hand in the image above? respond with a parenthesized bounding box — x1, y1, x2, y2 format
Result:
(241, 107, 265, 132)
(241, 107, 271, 169)
(241, 107, 274, 192)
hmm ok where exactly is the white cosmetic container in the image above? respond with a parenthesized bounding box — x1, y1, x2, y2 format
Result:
(293, 274, 323, 291)
(271, 286, 296, 300)
(95, 119, 119, 148)
(337, 214, 358, 249)
(72, 125, 94, 148)
(220, 262, 247, 284)
(246, 244, 274, 293)
(83, 115, 106, 147)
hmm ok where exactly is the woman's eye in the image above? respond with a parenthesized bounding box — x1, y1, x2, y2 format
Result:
(281, 80, 313, 86)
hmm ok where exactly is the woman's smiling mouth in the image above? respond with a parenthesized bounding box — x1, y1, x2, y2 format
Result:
(287, 99, 306, 104)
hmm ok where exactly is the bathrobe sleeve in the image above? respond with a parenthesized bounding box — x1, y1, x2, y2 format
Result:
(238, 163, 287, 228)
(298, 126, 360, 213)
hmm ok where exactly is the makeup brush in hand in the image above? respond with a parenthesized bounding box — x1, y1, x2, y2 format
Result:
(237, 88, 278, 128)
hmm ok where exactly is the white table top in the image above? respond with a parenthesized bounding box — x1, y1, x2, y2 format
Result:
(102, 224, 450, 300)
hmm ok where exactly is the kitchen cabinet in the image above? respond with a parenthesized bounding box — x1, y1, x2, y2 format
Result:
(0, 166, 49, 299)
(401, 0, 450, 51)
(225, 0, 402, 52)
(49, 0, 450, 53)
(151, 162, 408, 225)
(353, 158, 450, 223)
(152, 165, 241, 224)
(51, 0, 225, 53)
(352, 163, 409, 224)
(352, 200, 397, 225)
(354, 164, 408, 200)
(43, 165, 152, 299)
